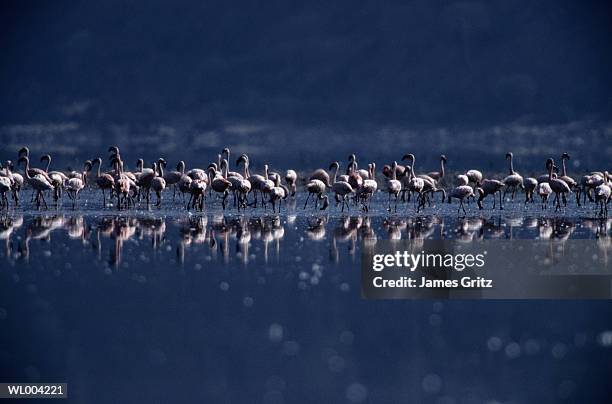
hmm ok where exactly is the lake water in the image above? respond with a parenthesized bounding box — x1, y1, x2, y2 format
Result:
(0, 189, 611, 403)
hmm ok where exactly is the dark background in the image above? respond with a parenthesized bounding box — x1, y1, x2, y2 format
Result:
(1, 1, 611, 173)
(2, 0, 612, 125)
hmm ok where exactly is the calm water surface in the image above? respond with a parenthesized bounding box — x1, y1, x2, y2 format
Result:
(1, 190, 611, 403)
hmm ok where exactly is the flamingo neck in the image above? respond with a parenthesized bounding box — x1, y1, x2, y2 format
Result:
(96, 161, 102, 178)
(23, 160, 32, 180)
(440, 158, 445, 177)
(548, 163, 553, 181)
(410, 158, 416, 179)
(508, 156, 515, 175)
(332, 164, 338, 183)
(561, 159, 567, 176)
(44, 157, 51, 172)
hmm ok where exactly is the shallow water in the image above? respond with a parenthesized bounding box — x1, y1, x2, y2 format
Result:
(1, 190, 611, 403)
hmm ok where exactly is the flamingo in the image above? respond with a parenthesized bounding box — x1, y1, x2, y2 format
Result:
(210, 160, 232, 210)
(135, 158, 156, 202)
(546, 158, 571, 212)
(384, 161, 402, 212)
(65, 161, 91, 206)
(475, 179, 505, 210)
(448, 185, 474, 215)
(17, 156, 54, 209)
(1, 161, 22, 205)
(285, 170, 297, 197)
(359, 163, 378, 212)
(304, 179, 326, 209)
(0, 166, 12, 208)
(268, 175, 289, 213)
(503, 152, 523, 200)
(309, 167, 332, 188)
(537, 182, 553, 210)
(454, 174, 469, 186)
(559, 152, 578, 206)
(178, 173, 193, 204)
(594, 172, 610, 217)
(466, 169, 483, 187)
(188, 179, 207, 211)
(427, 154, 447, 182)
(329, 161, 354, 212)
(91, 157, 115, 206)
(236, 154, 265, 207)
(110, 157, 134, 209)
(524, 177, 538, 205)
(151, 161, 166, 207)
(163, 161, 185, 200)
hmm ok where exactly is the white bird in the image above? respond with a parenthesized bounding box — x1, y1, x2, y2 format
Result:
(259, 164, 276, 209)
(163, 160, 186, 200)
(92, 157, 115, 206)
(18, 156, 54, 208)
(426, 154, 447, 182)
(285, 169, 297, 197)
(476, 179, 505, 210)
(0, 170, 11, 208)
(304, 179, 326, 209)
(594, 172, 610, 217)
(537, 182, 553, 210)
(524, 177, 538, 204)
(151, 161, 167, 207)
(466, 169, 483, 186)
(384, 161, 402, 212)
(210, 160, 232, 210)
(448, 185, 474, 215)
(503, 152, 523, 200)
(454, 174, 469, 186)
(546, 158, 571, 212)
(188, 179, 207, 211)
(329, 161, 354, 212)
(359, 163, 378, 212)
(65, 162, 90, 206)
(559, 152, 577, 189)
(268, 176, 289, 213)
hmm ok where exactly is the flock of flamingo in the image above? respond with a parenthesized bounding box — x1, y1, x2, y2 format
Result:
(0, 146, 610, 217)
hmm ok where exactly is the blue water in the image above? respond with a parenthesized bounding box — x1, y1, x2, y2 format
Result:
(0, 190, 610, 403)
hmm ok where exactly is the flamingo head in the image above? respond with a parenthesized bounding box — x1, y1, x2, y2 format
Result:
(236, 155, 247, 166)
(561, 152, 570, 160)
(505, 152, 513, 159)
(18, 147, 29, 157)
(108, 146, 120, 155)
(382, 165, 392, 178)
(329, 161, 339, 170)
(441, 154, 447, 163)
(17, 156, 28, 166)
(40, 154, 51, 163)
(158, 158, 167, 167)
(545, 158, 554, 169)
